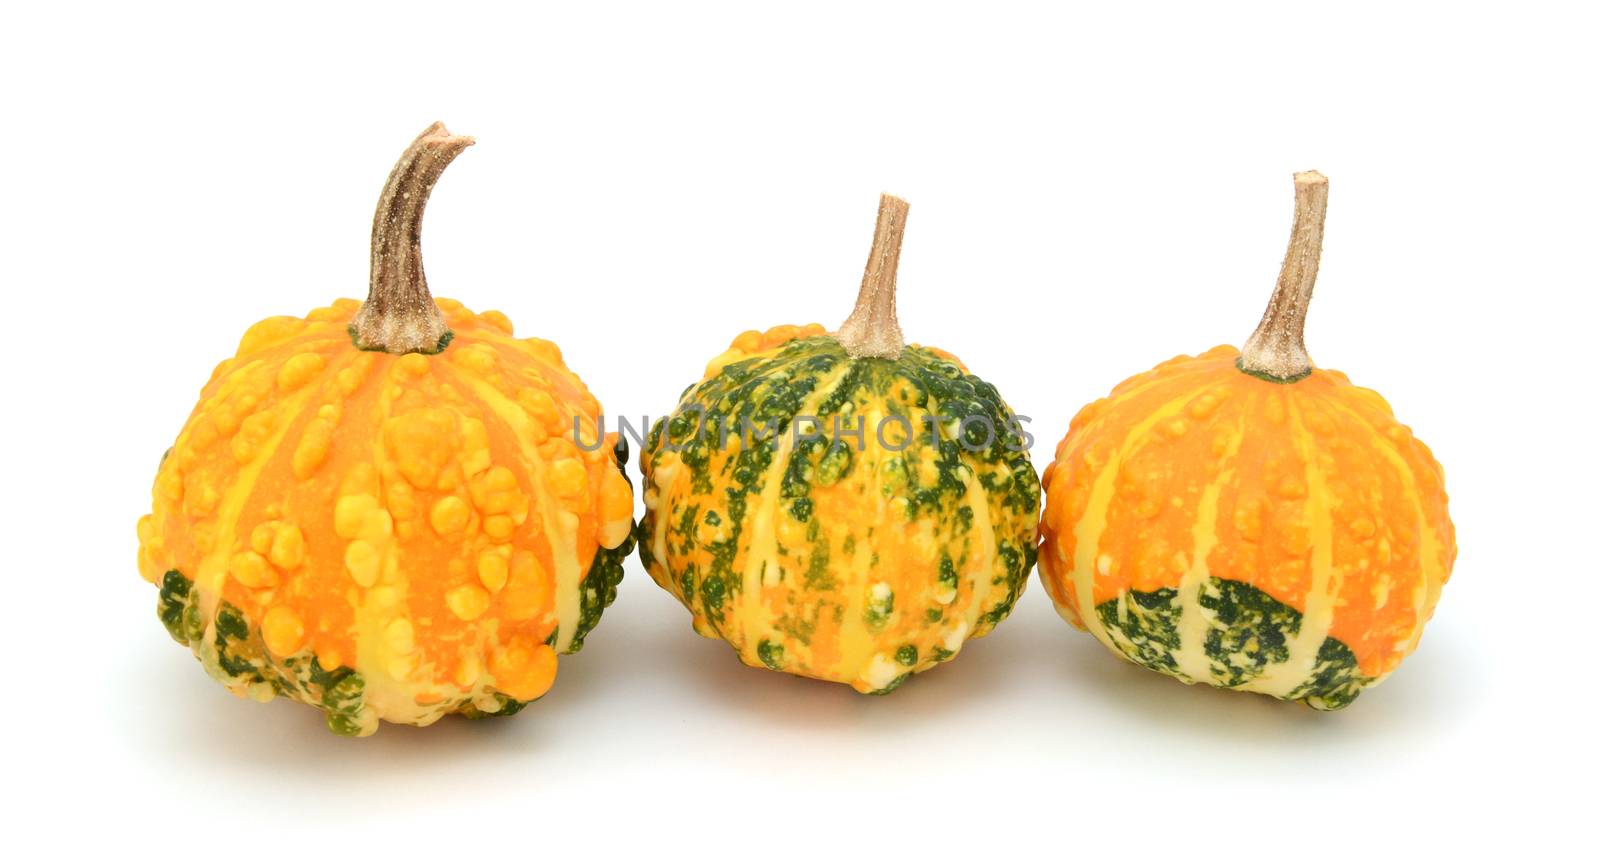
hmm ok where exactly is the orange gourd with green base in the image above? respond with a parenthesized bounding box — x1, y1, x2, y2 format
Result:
(1038, 172, 1455, 709)
(136, 124, 635, 735)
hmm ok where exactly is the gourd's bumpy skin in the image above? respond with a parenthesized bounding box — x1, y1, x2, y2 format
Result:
(1038, 346, 1455, 709)
(639, 325, 1040, 693)
(138, 298, 635, 735)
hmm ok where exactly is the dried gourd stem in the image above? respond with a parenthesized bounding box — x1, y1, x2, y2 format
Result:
(1239, 171, 1329, 382)
(350, 122, 475, 354)
(835, 194, 910, 359)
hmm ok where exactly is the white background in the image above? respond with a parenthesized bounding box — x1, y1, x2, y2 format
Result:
(5, 1, 1595, 850)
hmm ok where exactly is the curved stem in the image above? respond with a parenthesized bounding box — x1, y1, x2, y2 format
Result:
(350, 122, 474, 354)
(835, 194, 909, 359)
(1239, 171, 1329, 382)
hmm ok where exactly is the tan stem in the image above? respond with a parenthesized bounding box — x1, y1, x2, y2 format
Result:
(834, 194, 910, 359)
(350, 122, 475, 354)
(1239, 171, 1329, 382)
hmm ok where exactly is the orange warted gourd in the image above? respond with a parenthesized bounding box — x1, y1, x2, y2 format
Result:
(1038, 172, 1455, 709)
(136, 123, 635, 735)
(639, 195, 1040, 693)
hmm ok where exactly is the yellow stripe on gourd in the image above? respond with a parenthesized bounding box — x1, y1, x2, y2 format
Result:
(954, 463, 999, 648)
(456, 372, 585, 654)
(1246, 397, 1339, 697)
(347, 356, 428, 724)
(1071, 384, 1214, 654)
(194, 356, 339, 612)
(1325, 398, 1448, 674)
(835, 528, 878, 681)
(1169, 414, 1246, 682)
(728, 362, 855, 665)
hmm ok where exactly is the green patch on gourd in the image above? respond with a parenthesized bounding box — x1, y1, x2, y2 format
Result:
(816, 442, 853, 486)
(155, 568, 384, 735)
(1201, 578, 1298, 686)
(864, 583, 895, 630)
(568, 520, 633, 654)
(563, 443, 638, 653)
(1097, 588, 1183, 675)
(774, 611, 817, 647)
(1293, 637, 1371, 711)
(980, 540, 1034, 628)
(867, 673, 910, 695)
(1095, 579, 1373, 709)
(757, 639, 786, 670)
(157, 570, 194, 644)
(803, 533, 837, 591)
(937, 555, 959, 593)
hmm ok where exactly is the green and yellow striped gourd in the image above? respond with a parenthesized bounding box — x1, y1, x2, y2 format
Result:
(639, 195, 1040, 693)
